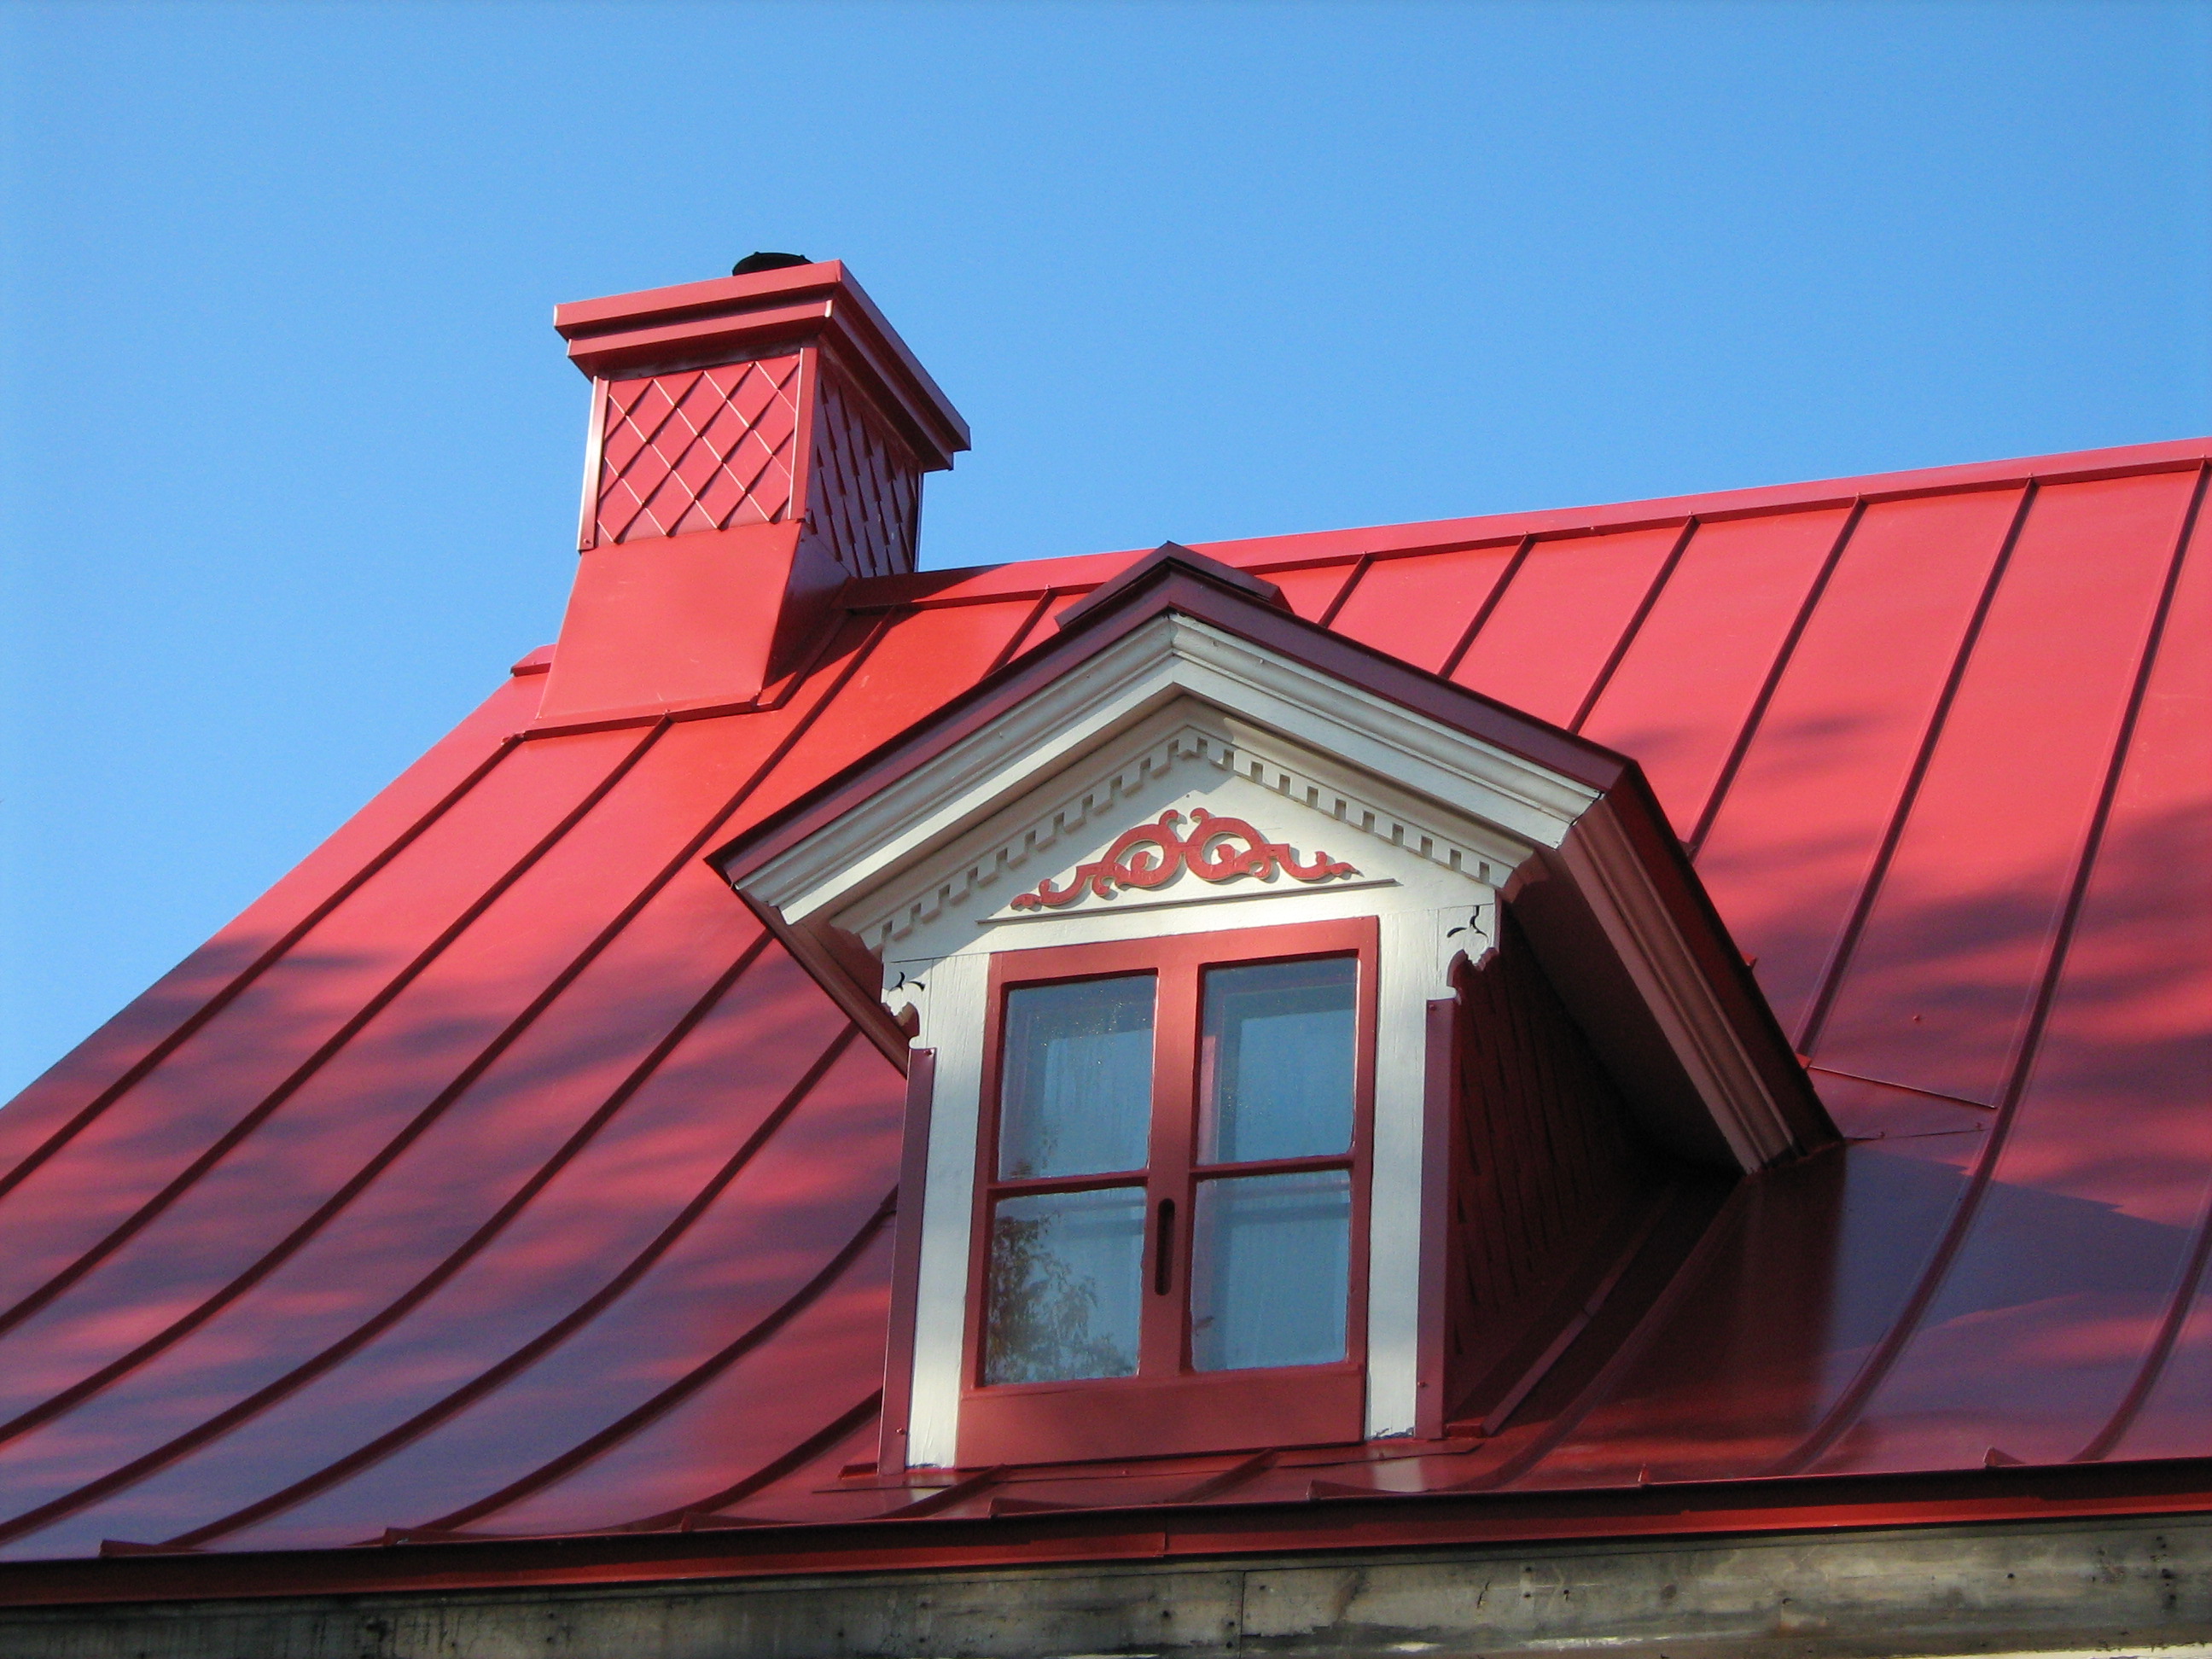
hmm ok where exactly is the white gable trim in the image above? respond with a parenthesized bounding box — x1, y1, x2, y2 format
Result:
(841, 705, 1531, 966)
(745, 613, 1597, 928)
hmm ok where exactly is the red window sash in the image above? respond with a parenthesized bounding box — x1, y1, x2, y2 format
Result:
(958, 917, 1378, 1465)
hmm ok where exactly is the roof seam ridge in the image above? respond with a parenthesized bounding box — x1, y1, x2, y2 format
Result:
(154, 1025, 867, 1552)
(1768, 463, 2205, 1478)
(1685, 499, 1866, 858)
(1568, 518, 1700, 735)
(1438, 535, 1534, 683)
(0, 723, 667, 1348)
(0, 732, 526, 1208)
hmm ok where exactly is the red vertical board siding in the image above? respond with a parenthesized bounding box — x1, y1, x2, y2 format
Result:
(1446, 923, 1644, 1418)
(1254, 562, 1359, 623)
(0, 728, 650, 1318)
(0, 671, 542, 1187)
(1579, 509, 1850, 836)
(1811, 472, 2197, 1108)
(1819, 479, 2212, 1472)
(1449, 527, 1680, 728)
(1326, 544, 1522, 674)
(1692, 488, 2028, 1045)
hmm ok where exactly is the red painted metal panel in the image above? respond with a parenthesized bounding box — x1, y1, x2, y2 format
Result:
(0, 701, 853, 1403)
(1809, 473, 2212, 1474)
(1252, 562, 1359, 624)
(1691, 487, 2027, 1045)
(0, 728, 651, 1326)
(0, 952, 870, 1560)
(2114, 1286, 2212, 1462)
(1579, 508, 1850, 837)
(1326, 543, 1522, 675)
(1449, 527, 1681, 728)
(460, 1234, 894, 1541)
(207, 1040, 902, 1552)
(0, 670, 541, 1191)
(1809, 471, 2197, 1108)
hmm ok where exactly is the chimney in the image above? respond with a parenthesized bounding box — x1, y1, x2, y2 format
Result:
(537, 259, 969, 720)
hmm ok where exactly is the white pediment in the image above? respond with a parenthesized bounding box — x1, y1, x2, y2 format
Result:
(836, 701, 1534, 973)
(743, 611, 1583, 953)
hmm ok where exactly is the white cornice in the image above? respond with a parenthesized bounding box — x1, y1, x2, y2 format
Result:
(841, 713, 1524, 957)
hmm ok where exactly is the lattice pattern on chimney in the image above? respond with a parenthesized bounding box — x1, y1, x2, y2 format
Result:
(805, 373, 922, 579)
(591, 355, 804, 544)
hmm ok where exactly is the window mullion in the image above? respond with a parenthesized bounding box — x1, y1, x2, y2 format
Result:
(1139, 958, 1198, 1377)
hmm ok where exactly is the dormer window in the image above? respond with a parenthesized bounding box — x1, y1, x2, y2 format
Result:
(720, 551, 1832, 1476)
(962, 922, 1376, 1462)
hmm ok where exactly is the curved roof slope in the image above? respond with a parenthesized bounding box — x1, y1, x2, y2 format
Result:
(0, 438, 2205, 1562)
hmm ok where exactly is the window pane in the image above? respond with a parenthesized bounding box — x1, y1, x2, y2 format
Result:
(998, 975, 1155, 1179)
(984, 1186, 1146, 1384)
(1199, 957, 1356, 1164)
(1190, 1169, 1352, 1371)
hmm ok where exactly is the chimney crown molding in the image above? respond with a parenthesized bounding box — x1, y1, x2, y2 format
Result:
(554, 260, 969, 472)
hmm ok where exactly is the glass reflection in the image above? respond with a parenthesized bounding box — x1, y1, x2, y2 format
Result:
(984, 1186, 1146, 1384)
(1190, 1169, 1352, 1371)
(1198, 958, 1356, 1164)
(998, 975, 1155, 1179)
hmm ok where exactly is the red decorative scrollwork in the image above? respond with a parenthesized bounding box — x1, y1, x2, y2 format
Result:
(1010, 810, 1359, 911)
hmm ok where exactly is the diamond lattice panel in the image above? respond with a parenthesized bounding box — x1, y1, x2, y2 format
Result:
(807, 374, 921, 578)
(593, 356, 804, 544)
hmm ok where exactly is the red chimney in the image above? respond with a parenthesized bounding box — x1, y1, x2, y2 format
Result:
(537, 261, 969, 719)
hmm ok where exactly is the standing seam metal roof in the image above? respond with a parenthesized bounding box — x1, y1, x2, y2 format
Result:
(0, 438, 2204, 1561)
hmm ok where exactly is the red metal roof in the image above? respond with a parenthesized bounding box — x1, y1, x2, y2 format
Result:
(0, 437, 2205, 1575)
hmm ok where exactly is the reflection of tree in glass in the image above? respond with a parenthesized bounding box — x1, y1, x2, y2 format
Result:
(985, 1211, 1136, 1383)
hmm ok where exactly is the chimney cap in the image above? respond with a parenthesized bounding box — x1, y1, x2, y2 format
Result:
(554, 260, 970, 469)
(733, 251, 811, 276)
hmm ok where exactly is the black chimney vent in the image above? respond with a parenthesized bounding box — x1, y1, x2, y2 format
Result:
(732, 252, 812, 276)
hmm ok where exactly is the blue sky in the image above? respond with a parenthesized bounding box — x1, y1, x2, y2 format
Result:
(3, 0, 2208, 1099)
